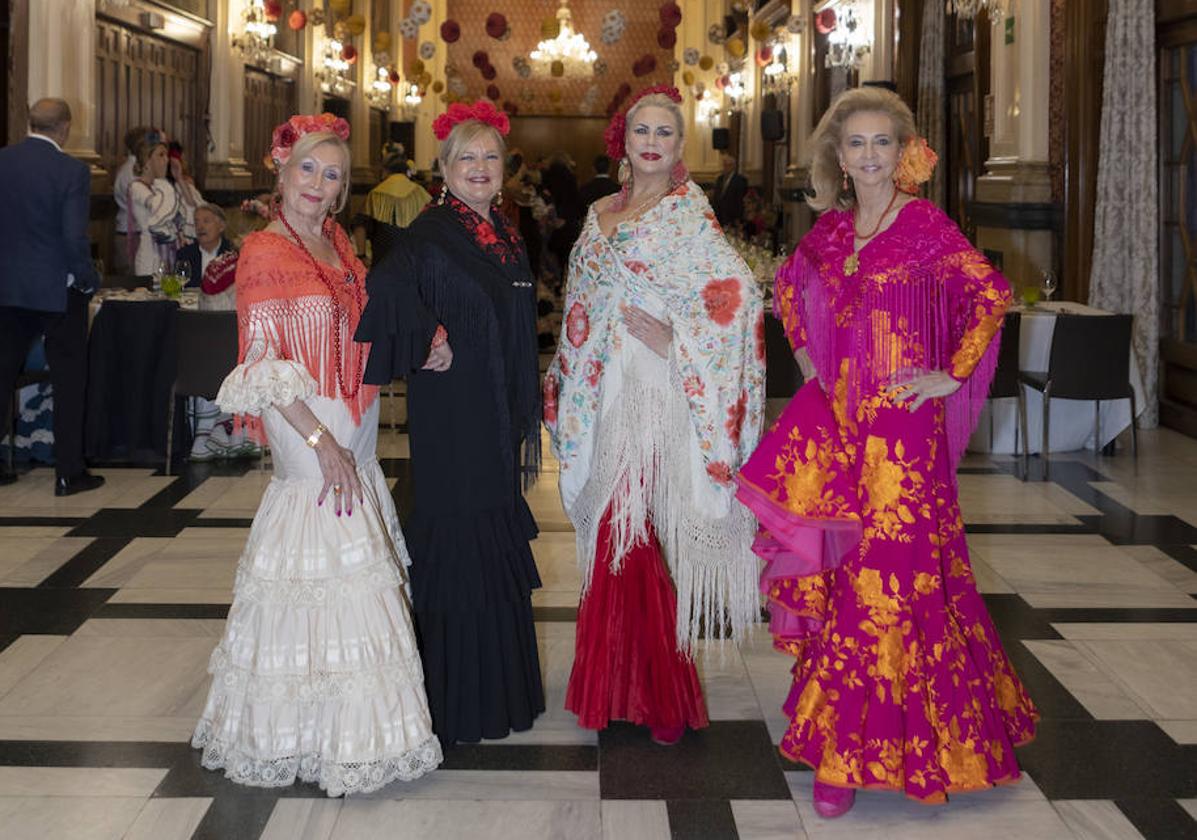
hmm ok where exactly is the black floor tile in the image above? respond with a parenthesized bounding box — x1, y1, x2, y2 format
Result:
(0, 516, 87, 528)
(439, 743, 596, 771)
(666, 799, 739, 840)
(1017, 719, 1197, 801)
(1096, 514, 1197, 546)
(532, 606, 578, 622)
(1163, 545, 1197, 575)
(0, 587, 115, 636)
(0, 739, 188, 767)
(187, 517, 254, 529)
(599, 721, 790, 801)
(189, 793, 280, 840)
(93, 603, 230, 620)
(38, 536, 131, 589)
(1116, 798, 1197, 840)
(67, 507, 201, 538)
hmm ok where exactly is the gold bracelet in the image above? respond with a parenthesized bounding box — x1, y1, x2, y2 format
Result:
(305, 423, 326, 448)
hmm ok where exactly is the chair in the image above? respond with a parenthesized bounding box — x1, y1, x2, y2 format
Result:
(986, 312, 1027, 475)
(165, 310, 239, 475)
(1019, 313, 1138, 469)
(7, 369, 52, 471)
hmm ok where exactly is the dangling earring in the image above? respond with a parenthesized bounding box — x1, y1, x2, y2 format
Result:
(269, 191, 282, 219)
(618, 156, 631, 184)
(493, 188, 503, 205)
(437, 183, 448, 206)
(840, 164, 849, 192)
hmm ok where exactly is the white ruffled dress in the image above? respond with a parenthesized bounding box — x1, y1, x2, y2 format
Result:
(191, 355, 442, 796)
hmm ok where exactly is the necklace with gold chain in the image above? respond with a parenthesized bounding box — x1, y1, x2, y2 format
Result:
(843, 187, 900, 277)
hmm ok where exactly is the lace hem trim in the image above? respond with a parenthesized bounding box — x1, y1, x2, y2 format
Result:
(232, 557, 409, 606)
(206, 647, 424, 701)
(192, 721, 442, 796)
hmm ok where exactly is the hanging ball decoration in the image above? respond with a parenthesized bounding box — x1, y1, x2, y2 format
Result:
(440, 19, 461, 43)
(601, 9, 627, 45)
(726, 37, 746, 59)
(815, 9, 837, 34)
(345, 14, 366, 36)
(714, 74, 726, 91)
(756, 45, 773, 67)
(432, 80, 444, 93)
(593, 58, 608, 76)
(659, 2, 682, 28)
(657, 28, 677, 50)
(517, 62, 532, 79)
(486, 12, 508, 39)
(682, 70, 695, 86)
(786, 14, 805, 34)
(388, 68, 401, 84)
(750, 19, 772, 43)
(410, 0, 433, 25)
(418, 71, 432, 86)
(328, 0, 350, 16)
(486, 84, 501, 101)
(263, 0, 283, 22)
(341, 43, 358, 64)
(410, 58, 426, 75)
(698, 55, 714, 71)
(521, 88, 535, 102)
(481, 64, 497, 80)
(708, 23, 725, 45)
(550, 59, 565, 78)
(333, 20, 350, 40)
(668, 59, 679, 72)
(684, 47, 699, 66)
(420, 41, 435, 60)
(399, 18, 419, 39)
(375, 51, 392, 68)
(617, 82, 632, 97)
(287, 9, 307, 30)
(472, 50, 489, 69)
(375, 32, 392, 52)
(541, 17, 561, 39)
(632, 54, 657, 77)
(716, 61, 729, 75)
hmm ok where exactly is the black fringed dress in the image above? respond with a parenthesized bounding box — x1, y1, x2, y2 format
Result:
(354, 195, 545, 745)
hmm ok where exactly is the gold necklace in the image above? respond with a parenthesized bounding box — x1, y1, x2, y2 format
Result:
(624, 185, 669, 218)
(843, 189, 900, 276)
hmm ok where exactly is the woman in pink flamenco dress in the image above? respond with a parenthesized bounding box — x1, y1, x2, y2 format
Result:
(735, 87, 1037, 818)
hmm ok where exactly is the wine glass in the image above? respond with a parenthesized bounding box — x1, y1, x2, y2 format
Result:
(175, 259, 192, 288)
(1041, 269, 1058, 303)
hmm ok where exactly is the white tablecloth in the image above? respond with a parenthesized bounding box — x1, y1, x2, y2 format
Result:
(968, 301, 1146, 454)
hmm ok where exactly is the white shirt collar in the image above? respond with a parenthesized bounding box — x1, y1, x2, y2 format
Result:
(199, 242, 221, 257)
(28, 133, 63, 152)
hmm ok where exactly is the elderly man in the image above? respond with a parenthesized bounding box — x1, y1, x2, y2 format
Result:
(711, 152, 748, 230)
(174, 204, 233, 288)
(0, 98, 102, 494)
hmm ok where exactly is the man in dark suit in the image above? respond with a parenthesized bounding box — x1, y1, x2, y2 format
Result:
(174, 204, 233, 288)
(0, 99, 103, 495)
(711, 152, 749, 230)
(578, 154, 621, 209)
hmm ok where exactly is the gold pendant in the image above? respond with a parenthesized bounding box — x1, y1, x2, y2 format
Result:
(843, 252, 859, 276)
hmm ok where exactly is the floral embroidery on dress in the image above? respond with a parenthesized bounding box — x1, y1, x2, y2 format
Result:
(566, 301, 590, 348)
(441, 192, 522, 265)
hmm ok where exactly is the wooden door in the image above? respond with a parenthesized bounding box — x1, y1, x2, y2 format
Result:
(944, 12, 990, 240)
(244, 68, 296, 191)
(94, 19, 202, 175)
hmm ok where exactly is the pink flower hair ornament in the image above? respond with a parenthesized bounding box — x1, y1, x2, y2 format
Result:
(269, 113, 351, 168)
(432, 100, 511, 141)
(603, 84, 683, 161)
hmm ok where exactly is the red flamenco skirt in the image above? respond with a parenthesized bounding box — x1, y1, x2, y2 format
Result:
(565, 503, 709, 732)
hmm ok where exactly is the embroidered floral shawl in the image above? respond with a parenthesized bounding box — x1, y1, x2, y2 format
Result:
(545, 180, 766, 648)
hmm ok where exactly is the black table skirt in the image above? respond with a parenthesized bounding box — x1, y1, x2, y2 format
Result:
(765, 312, 804, 399)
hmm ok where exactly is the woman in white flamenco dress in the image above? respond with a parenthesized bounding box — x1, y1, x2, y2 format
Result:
(190, 116, 441, 796)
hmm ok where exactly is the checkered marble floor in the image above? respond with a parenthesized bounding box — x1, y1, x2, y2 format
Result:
(0, 388, 1195, 840)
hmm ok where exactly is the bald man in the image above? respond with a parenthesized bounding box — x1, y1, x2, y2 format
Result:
(0, 98, 103, 495)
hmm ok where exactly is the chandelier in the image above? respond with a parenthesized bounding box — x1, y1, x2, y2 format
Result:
(234, 0, 278, 67)
(823, 2, 871, 70)
(530, 0, 597, 77)
(317, 39, 354, 97)
(946, 0, 1013, 23)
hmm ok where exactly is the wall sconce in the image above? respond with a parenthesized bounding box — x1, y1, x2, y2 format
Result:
(317, 38, 354, 97)
(233, 0, 278, 67)
(367, 66, 394, 109)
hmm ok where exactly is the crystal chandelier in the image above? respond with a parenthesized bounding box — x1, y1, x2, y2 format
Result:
(825, 3, 871, 70)
(530, 0, 597, 77)
(234, 0, 278, 67)
(946, 0, 1013, 24)
(318, 39, 354, 97)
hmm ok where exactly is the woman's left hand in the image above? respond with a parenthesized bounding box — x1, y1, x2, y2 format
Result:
(624, 305, 672, 359)
(885, 370, 962, 412)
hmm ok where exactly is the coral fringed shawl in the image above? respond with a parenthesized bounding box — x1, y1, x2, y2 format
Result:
(228, 227, 378, 438)
(545, 180, 766, 650)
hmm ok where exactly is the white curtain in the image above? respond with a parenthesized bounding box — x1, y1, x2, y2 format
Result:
(1089, 0, 1159, 427)
(916, 0, 946, 208)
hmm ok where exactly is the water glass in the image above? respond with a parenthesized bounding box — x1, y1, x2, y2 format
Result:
(1041, 270, 1057, 302)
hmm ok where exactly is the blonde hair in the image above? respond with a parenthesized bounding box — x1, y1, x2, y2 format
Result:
(808, 87, 917, 212)
(133, 139, 166, 176)
(277, 131, 352, 214)
(621, 94, 685, 184)
(438, 121, 506, 171)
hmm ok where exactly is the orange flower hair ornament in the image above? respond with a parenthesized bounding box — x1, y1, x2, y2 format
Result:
(270, 113, 351, 169)
(894, 137, 938, 194)
(432, 100, 510, 141)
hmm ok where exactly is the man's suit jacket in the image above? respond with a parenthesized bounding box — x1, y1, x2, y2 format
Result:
(578, 175, 621, 209)
(175, 237, 234, 288)
(712, 171, 748, 229)
(0, 136, 97, 311)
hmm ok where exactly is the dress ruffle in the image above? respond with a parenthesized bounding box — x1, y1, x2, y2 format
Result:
(192, 456, 441, 795)
(216, 359, 318, 416)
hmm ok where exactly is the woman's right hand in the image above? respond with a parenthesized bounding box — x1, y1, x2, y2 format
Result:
(423, 340, 453, 371)
(314, 435, 363, 516)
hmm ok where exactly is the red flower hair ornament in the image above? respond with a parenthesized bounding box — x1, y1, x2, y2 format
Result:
(432, 100, 511, 141)
(270, 113, 351, 168)
(603, 85, 683, 161)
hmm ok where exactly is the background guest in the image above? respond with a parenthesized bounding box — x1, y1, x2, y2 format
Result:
(0, 98, 102, 495)
(351, 142, 431, 265)
(128, 138, 182, 277)
(175, 204, 233, 288)
(112, 125, 153, 275)
(711, 151, 748, 230)
(578, 154, 621, 208)
(167, 142, 206, 244)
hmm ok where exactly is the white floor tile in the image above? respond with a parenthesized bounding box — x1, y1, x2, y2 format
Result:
(731, 799, 808, 839)
(0, 767, 166, 798)
(1052, 800, 1144, 840)
(0, 795, 146, 840)
(600, 800, 670, 840)
(331, 800, 602, 840)
(122, 797, 211, 840)
(260, 799, 343, 840)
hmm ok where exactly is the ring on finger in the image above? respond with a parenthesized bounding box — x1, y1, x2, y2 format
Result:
(333, 484, 343, 495)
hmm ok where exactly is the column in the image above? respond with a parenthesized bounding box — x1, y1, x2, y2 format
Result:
(782, 0, 816, 245)
(412, 0, 448, 176)
(206, 0, 253, 190)
(679, 0, 723, 181)
(26, 0, 103, 174)
(974, 2, 1053, 293)
(349, 0, 374, 189)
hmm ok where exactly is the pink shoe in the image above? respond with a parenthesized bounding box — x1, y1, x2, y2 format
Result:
(649, 725, 685, 746)
(812, 780, 856, 818)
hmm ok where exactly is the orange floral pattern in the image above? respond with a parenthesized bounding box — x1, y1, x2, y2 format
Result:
(701, 278, 743, 326)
